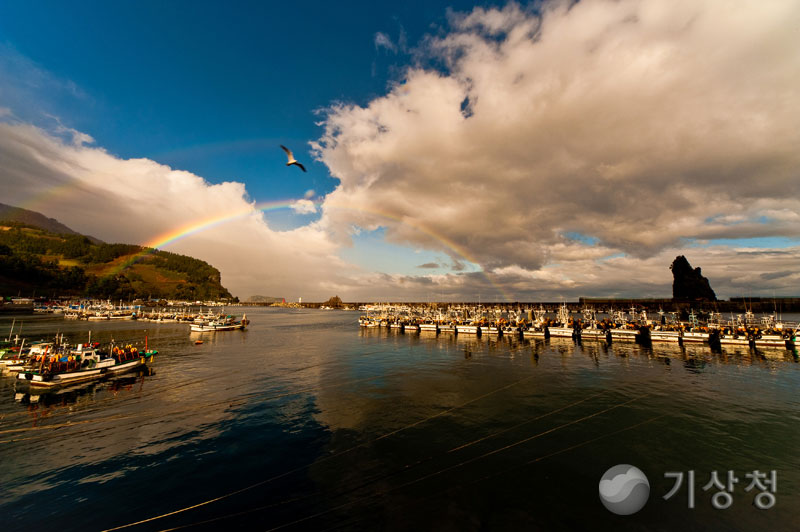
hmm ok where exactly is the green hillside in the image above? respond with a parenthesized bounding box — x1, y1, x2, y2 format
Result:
(0, 222, 234, 300)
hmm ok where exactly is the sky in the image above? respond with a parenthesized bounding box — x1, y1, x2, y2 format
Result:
(1, 0, 799, 301)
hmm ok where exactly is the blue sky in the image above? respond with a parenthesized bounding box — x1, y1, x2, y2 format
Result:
(0, 0, 502, 208)
(1, 0, 798, 300)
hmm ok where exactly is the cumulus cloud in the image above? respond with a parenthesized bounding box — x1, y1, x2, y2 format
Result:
(290, 198, 318, 214)
(314, 0, 800, 285)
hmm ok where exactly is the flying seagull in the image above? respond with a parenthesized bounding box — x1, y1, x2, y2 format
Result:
(280, 145, 307, 172)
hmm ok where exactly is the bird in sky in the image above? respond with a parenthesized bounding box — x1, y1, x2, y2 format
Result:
(280, 145, 307, 172)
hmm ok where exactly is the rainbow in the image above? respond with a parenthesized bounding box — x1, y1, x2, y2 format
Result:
(110, 198, 515, 301)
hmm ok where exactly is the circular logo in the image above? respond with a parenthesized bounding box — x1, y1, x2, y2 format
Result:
(599, 464, 650, 515)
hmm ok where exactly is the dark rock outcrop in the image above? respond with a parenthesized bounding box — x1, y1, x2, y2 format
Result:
(670, 256, 716, 301)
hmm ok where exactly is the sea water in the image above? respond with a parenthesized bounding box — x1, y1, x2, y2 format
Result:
(1, 308, 798, 531)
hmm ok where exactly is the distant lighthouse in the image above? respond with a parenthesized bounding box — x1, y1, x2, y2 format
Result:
(299, 297, 302, 304)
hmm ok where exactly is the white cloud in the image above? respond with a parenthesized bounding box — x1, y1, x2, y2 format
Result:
(290, 198, 318, 214)
(374, 32, 397, 53)
(303, 188, 316, 199)
(314, 0, 800, 282)
(0, 121, 353, 300)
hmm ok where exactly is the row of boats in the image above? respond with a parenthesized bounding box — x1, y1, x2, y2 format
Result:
(62, 308, 246, 325)
(0, 305, 251, 388)
(358, 305, 797, 350)
(0, 332, 157, 388)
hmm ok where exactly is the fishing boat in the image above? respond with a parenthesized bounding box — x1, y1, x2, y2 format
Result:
(580, 325, 607, 341)
(753, 314, 794, 349)
(579, 308, 607, 341)
(404, 322, 420, 333)
(419, 321, 438, 333)
(18, 342, 157, 388)
(190, 314, 248, 332)
(649, 327, 682, 343)
(480, 322, 502, 336)
(548, 304, 576, 338)
(608, 308, 641, 341)
(522, 306, 548, 338)
(437, 320, 456, 334)
(455, 322, 480, 335)
(648, 310, 682, 343)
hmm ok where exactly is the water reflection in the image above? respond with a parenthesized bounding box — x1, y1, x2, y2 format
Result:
(13, 367, 155, 406)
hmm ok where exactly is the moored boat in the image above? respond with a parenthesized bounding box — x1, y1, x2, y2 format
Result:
(18, 343, 157, 388)
(190, 314, 248, 332)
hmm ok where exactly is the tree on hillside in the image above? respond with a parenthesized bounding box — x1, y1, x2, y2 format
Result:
(324, 295, 343, 308)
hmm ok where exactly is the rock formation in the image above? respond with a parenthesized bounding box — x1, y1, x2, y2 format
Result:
(670, 256, 716, 301)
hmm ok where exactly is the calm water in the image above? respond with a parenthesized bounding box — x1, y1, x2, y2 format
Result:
(1, 308, 798, 531)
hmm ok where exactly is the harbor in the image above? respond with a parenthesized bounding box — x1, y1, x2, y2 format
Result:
(357, 304, 798, 351)
(1, 307, 798, 531)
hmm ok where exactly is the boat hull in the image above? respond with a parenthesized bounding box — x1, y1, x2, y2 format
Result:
(681, 332, 709, 343)
(522, 329, 546, 338)
(650, 331, 682, 343)
(18, 355, 154, 388)
(548, 327, 575, 338)
(719, 336, 751, 348)
(610, 329, 639, 341)
(754, 336, 789, 349)
(190, 323, 245, 332)
(580, 329, 608, 341)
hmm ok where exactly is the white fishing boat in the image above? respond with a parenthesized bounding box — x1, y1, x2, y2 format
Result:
(190, 314, 248, 332)
(753, 334, 790, 349)
(549, 304, 575, 338)
(609, 308, 641, 341)
(522, 306, 547, 338)
(679, 311, 709, 343)
(649, 310, 682, 343)
(456, 323, 480, 335)
(719, 335, 751, 348)
(579, 308, 607, 341)
(419, 322, 438, 333)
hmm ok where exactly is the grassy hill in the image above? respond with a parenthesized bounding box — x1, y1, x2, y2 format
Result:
(0, 202, 103, 243)
(0, 221, 234, 300)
